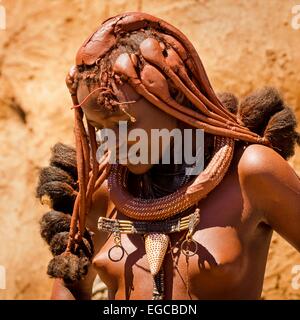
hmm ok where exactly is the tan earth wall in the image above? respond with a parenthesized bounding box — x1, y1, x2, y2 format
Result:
(0, 0, 299, 300)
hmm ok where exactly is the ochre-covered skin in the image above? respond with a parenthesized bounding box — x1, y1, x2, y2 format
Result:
(108, 137, 234, 220)
(45, 12, 300, 300)
(55, 143, 300, 300)
(68, 12, 269, 222)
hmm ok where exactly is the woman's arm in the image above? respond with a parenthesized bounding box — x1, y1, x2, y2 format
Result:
(50, 181, 112, 300)
(239, 144, 300, 251)
(50, 268, 97, 300)
(51, 279, 77, 300)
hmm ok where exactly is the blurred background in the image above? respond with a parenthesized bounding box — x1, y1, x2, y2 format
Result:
(0, 0, 299, 299)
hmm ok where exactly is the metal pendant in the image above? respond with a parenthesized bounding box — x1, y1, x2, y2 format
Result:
(144, 233, 170, 276)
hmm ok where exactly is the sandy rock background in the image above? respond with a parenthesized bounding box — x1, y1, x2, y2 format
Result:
(0, 0, 299, 299)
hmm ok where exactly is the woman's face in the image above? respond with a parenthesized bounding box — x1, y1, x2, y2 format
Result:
(77, 81, 178, 174)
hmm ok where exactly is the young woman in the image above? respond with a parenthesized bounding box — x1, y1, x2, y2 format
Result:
(37, 12, 300, 300)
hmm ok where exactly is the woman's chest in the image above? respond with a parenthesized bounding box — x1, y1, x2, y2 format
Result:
(93, 225, 248, 299)
(93, 175, 258, 299)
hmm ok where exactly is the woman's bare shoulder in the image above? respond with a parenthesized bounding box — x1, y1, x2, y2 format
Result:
(237, 143, 299, 184)
(239, 144, 287, 174)
(91, 180, 109, 211)
(90, 180, 115, 217)
(86, 180, 114, 235)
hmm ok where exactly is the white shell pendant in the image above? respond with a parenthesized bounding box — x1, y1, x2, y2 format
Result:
(144, 233, 170, 276)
